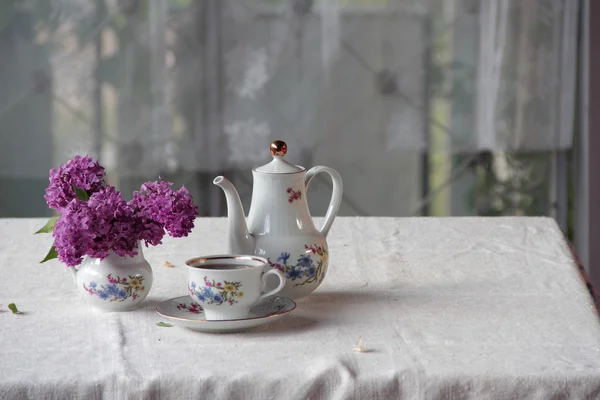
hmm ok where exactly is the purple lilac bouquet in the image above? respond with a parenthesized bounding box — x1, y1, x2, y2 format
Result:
(36, 156, 199, 267)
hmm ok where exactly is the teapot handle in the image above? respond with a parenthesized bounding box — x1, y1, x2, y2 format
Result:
(305, 166, 343, 237)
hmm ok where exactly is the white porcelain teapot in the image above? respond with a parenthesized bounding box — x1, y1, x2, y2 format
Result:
(213, 140, 343, 299)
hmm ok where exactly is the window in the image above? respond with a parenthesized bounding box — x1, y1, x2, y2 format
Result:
(0, 0, 579, 236)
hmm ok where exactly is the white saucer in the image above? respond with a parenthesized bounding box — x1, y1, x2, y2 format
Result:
(155, 295, 296, 333)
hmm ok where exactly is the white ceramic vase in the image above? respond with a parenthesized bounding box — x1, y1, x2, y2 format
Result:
(72, 245, 153, 312)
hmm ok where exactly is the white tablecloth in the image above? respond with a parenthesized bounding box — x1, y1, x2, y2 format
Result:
(1, 217, 600, 399)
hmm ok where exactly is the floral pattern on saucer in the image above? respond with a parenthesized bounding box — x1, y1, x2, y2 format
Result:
(268, 244, 328, 287)
(155, 296, 297, 333)
(83, 273, 145, 302)
(189, 277, 244, 306)
(177, 302, 203, 314)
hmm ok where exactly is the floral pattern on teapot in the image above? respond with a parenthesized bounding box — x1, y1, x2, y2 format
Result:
(286, 187, 302, 203)
(268, 244, 328, 287)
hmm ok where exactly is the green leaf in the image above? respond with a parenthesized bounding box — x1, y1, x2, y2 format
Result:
(8, 303, 19, 314)
(34, 216, 59, 234)
(73, 185, 89, 201)
(156, 322, 173, 327)
(40, 246, 58, 263)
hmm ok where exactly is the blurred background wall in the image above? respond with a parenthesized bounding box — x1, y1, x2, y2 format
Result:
(0, 0, 580, 235)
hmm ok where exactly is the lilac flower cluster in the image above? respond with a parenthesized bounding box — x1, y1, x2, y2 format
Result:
(52, 199, 95, 266)
(47, 156, 198, 267)
(131, 181, 198, 238)
(44, 156, 106, 212)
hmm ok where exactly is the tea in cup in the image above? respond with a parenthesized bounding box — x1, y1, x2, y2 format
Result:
(185, 255, 286, 320)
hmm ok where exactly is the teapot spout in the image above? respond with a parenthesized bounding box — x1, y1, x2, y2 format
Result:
(213, 176, 255, 254)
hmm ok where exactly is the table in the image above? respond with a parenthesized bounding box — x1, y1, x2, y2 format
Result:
(1, 217, 600, 399)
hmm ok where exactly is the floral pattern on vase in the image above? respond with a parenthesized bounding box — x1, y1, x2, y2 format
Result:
(268, 244, 328, 287)
(177, 302, 203, 314)
(82, 273, 146, 302)
(286, 187, 302, 203)
(188, 277, 244, 306)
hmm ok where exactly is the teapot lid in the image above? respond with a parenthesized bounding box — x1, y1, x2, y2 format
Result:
(254, 140, 305, 174)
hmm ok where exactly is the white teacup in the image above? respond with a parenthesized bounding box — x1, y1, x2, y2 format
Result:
(185, 255, 286, 320)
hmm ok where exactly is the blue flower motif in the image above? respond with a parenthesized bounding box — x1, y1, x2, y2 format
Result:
(305, 266, 316, 278)
(105, 284, 118, 295)
(201, 287, 213, 299)
(297, 255, 313, 268)
(89, 282, 97, 289)
(190, 282, 196, 289)
(118, 290, 127, 299)
(277, 252, 291, 264)
(286, 267, 303, 281)
(212, 294, 223, 303)
(98, 291, 109, 300)
(195, 293, 205, 302)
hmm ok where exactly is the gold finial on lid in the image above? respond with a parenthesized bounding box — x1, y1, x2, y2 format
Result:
(270, 140, 287, 156)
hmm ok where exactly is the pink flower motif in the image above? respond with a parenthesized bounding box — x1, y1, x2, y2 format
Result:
(206, 281, 212, 287)
(179, 302, 203, 314)
(217, 282, 222, 287)
(190, 306, 201, 314)
(287, 188, 302, 203)
(122, 278, 127, 283)
(317, 247, 322, 252)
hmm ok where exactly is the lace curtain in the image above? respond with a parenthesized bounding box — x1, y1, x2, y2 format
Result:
(0, 0, 579, 216)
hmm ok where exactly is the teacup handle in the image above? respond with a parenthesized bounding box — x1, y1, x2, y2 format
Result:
(259, 269, 286, 300)
(305, 166, 343, 237)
